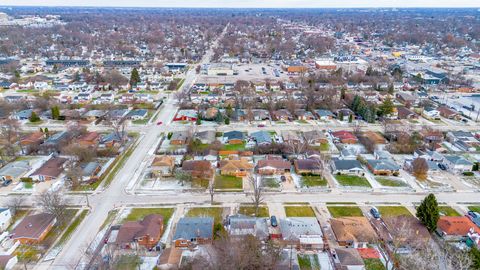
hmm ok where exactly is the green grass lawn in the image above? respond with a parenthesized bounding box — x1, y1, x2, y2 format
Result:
(43, 209, 78, 248)
(298, 254, 320, 270)
(364, 258, 386, 270)
(335, 175, 371, 187)
(238, 205, 269, 217)
(262, 177, 280, 188)
(297, 120, 309, 124)
(186, 207, 224, 223)
(319, 142, 329, 151)
(124, 208, 175, 226)
(468, 206, 480, 213)
(300, 175, 328, 187)
(214, 174, 243, 189)
(377, 206, 411, 217)
(439, 206, 461, 217)
(327, 206, 363, 218)
(376, 177, 407, 187)
(191, 178, 210, 188)
(221, 142, 246, 151)
(285, 206, 315, 217)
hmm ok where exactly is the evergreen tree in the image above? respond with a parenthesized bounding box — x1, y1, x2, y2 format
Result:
(352, 96, 361, 111)
(196, 113, 202, 125)
(387, 83, 394, 95)
(378, 97, 394, 116)
(225, 117, 230, 125)
(29, 112, 40, 123)
(129, 68, 140, 87)
(416, 193, 439, 232)
(51, 106, 60, 120)
(215, 111, 224, 123)
(225, 104, 234, 118)
(340, 88, 346, 100)
(338, 111, 344, 121)
(348, 114, 353, 123)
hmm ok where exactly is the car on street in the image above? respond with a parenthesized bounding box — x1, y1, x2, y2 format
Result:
(157, 121, 163, 125)
(2, 180, 12, 187)
(270, 216, 278, 227)
(258, 124, 265, 127)
(370, 207, 381, 219)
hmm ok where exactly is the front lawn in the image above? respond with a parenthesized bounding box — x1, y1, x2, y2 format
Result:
(214, 175, 243, 189)
(124, 208, 175, 226)
(238, 205, 269, 217)
(300, 175, 328, 187)
(439, 206, 461, 217)
(222, 142, 246, 151)
(262, 177, 280, 188)
(377, 206, 411, 217)
(376, 177, 407, 187)
(186, 207, 224, 223)
(335, 175, 371, 187)
(327, 206, 363, 218)
(285, 206, 315, 217)
(192, 178, 210, 188)
(319, 142, 329, 151)
(364, 258, 386, 270)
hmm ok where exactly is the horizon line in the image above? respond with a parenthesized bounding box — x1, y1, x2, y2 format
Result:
(1, 5, 479, 9)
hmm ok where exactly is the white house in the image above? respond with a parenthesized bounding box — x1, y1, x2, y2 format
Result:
(443, 155, 473, 173)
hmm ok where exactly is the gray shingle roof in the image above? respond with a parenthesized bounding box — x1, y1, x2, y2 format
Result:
(172, 217, 213, 241)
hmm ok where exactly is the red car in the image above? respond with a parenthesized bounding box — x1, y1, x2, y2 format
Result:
(257, 124, 265, 127)
(157, 121, 163, 125)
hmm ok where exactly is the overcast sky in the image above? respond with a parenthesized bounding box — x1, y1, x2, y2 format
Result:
(1, 0, 479, 8)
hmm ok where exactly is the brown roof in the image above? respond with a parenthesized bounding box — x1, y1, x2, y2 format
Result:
(219, 159, 254, 171)
(0, 255, 15, 268)
(151, 156, 175, 167)
(330, 217, 377, 244)
(335, 248, 364, 267)
(257, 160, 291, 170)
(11, 213, 56, 240)
(20, 132, 44, 145)
(77, 132, 99, 142)
(383, 215, 430, 245)
(116, 214, 163, 245)
(397, 106, 417, 119)
(294, 159, 322, 171)
(182, 160, 212, 171)
(30, 157, 67, 178)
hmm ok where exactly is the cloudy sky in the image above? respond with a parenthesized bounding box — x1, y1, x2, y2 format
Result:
(1, 0, 479, 8)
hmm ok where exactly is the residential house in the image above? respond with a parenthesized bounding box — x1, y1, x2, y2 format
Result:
(19, 132, 44, 153)
(366, 159, 400, 176)
(334, 108, 355, 120)
(442, 155, 473, 173)
(219, 158, 254, 177)
(437, 216, 480, 241)
(396, 92, 417, 106)
(174, 110, 197, 122)
(151, 156, 175, 177)
(294, 159, 322, 175)
(10, 213, 56, 244)
(250, 131, 272, 146)
(422, 107, 440, 119)
(331, 217, 377, 247)
(252, 109, 270, 121)
(294, 109, 315, 120)
(303, 130, 328, 145)
(0, 160, 31, 182)
(77, 132, 100, 148)
(223, 131, 245, 145)
(80, 162, 101, 182)
(226, 215, 269, 240)
(42, 131, 69, 152)
(100, 132, 125, 148)
(331, 158, 364, 176)
(272, 109, 292, 121)
(438, 106, 460, 120)
(172, 217, 214, 248)
(282, 130, 302, 144)
(194, 131, 216, 144)
(181, 160, 214, 179)
(12, 109, 33, 120)
(127, 109, 149, 120)
(115, 214, 164, 249)
(0, 208, 12, 231)
(333, 248, 365, 270)
(170, 132, 189, 145)
(396, 106, 418, 120)
(279, 218, 324, 250)
(29, 157, 67, 181)
(257, 159, 291, 175)
(315, 109, 335, 120)
(331, 131, 358, 144)
(82, 110, 106, 121)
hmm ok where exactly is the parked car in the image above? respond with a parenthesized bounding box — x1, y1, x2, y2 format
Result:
(258, 124, 265, 127)
(467, 211, 479, 219)
(281, 176, 286, 182)
(270, 216, 278, 227)
(438, 163, 447, 170)
(157, 121, 163, 125)
(2, 180, 12, 187)
(370, 207, 381, 219)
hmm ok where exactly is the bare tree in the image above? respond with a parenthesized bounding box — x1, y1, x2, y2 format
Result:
(248, 175, 264, 217)
(6, 196, 23, 216)
(0, 118, 20, 157)
(37, 190, 67, 225)
(412, 157, 429, 180)
(208, 180, 215, 204)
